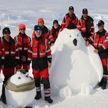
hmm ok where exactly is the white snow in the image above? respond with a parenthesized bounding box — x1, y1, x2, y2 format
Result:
(5, 71, 35, 108)
(0, 0, 108, 108)
(50, 29, 103, 97)
(10, 70, 33, 85)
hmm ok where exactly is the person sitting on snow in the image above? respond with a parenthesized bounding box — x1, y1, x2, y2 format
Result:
(77, 8, 94, 42)
(60, 6, 78, 31)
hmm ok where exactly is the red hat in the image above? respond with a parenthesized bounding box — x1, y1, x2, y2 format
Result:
(18, 24, 26, 29)
(38, 18, 44, 24)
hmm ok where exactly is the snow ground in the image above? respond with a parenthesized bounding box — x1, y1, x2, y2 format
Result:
(0, 0, 108, 108)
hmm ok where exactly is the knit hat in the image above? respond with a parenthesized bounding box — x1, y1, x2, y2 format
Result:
(18, 24, 26, 29)
(38, 18, 44, 24)
(82, 8, 88, 14)
(34, 25, 42, 33)
(97, 20, 104, 26)
(69, 6, 74, 11)
(2, 27, 11, 34)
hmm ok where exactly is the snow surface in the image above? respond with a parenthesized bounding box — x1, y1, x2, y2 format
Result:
(0, 0, 108, 108)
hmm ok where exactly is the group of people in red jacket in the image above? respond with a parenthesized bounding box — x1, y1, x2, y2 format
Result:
(0, 5, 108, 107)
(61, 6, 108, 91)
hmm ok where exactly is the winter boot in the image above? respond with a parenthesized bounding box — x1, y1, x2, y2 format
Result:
(99, 78, 107, 89)
(34, 78, 42, 100)
(1, 85, 6, 104)
(45, 96, 53, 103)
(101, 83, 107, 89)
(35, 91, 42, 100)
(42, 78, 53, 103)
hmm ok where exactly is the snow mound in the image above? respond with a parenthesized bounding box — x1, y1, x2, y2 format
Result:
(5, 71, 35, 108)
(50, 28, 103, 98)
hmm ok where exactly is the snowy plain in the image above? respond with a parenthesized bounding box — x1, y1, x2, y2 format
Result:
(0, 0, 108, 108)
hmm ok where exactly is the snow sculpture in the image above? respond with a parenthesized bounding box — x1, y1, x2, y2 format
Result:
(50, 28, 103, 97)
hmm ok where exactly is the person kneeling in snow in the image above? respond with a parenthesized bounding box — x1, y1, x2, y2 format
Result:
(32, 25, 53, 103)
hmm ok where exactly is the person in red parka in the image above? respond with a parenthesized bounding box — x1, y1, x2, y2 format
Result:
(37, 17, 49, 39)
(1, 27, 17, 104)
(32, 25, 53, 103)
(60, 6, 78, 31)
(77, 8, 94, 42)
(49, 20, 60, 46)
(98, 35, 108, 80)
(0, 36, 3, 73)
(32, 18, 52, 45)
(0, 36, 3, 101)
(14, 24, 32, 72)
(88, 20, 108, 89)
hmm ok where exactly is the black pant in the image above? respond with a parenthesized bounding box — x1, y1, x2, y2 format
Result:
(34, 78, 50, 90)
(1, 76, 11, 104)
(99, 66, 108, 88)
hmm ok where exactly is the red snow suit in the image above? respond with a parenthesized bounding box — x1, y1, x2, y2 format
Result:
(60, 13, 78, 31)
(32, 33, 52, 78)
(1, 36, 16, 76)
(14, 33, 32, 71)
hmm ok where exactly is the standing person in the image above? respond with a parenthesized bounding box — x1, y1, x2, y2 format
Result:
(32, 18, 51, 45)
(1, 27, 16, 104)
(0, 37, 3, 100)
(49, 20, 60, 46)
(32, 25, 53, 103)
(37, 17, 49, 39)
(77, 8, 94, 42)
(89, 20, 108, 89)
(60, 6, 78, 31)
(14, 24, 32, 72)
(0, 36, 3, 74)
